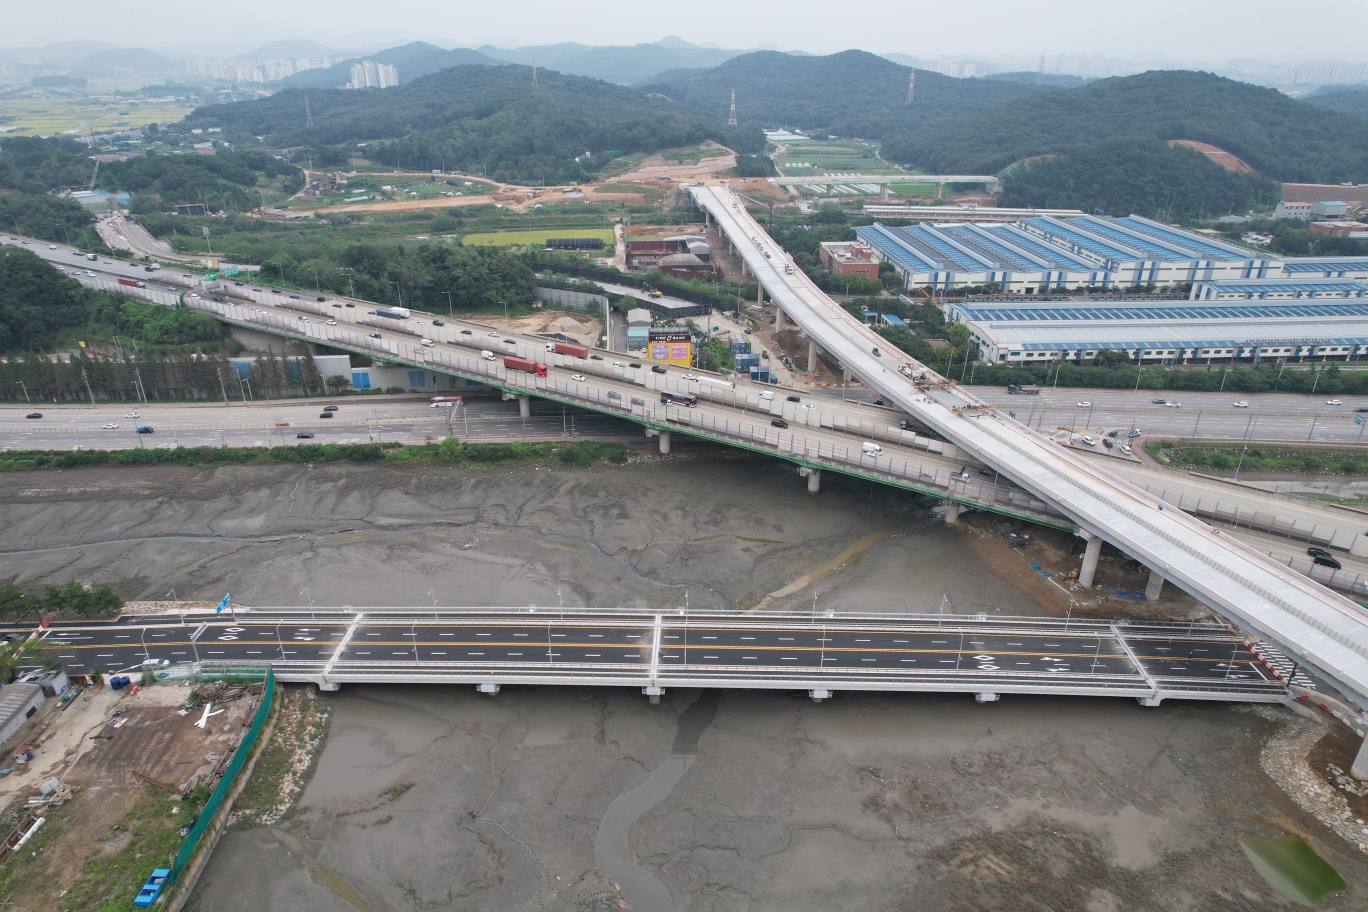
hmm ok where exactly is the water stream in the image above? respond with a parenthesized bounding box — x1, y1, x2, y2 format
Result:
(594, 691, 721, 911)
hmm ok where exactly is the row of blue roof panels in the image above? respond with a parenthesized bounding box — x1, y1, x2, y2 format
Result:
(1111, 217, 1247, 261)
(958, 302, 1368, 322)
(1073, 217, 1184, 261)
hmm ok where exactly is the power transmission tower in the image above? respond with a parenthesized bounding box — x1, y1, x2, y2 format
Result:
(728, 88, 737, 126)
(532, 55, 538, 89)
(304, 94, 315, 128)
(906, 70, 915, 105)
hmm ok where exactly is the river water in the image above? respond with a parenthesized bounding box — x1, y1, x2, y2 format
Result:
(593, 691, 722, 911)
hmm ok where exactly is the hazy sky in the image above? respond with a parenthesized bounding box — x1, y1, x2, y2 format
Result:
(6, 0, 1368, 62)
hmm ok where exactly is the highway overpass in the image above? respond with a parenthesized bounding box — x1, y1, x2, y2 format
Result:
(9, 235, 1368, 725)
(690, 182, 1368, 721)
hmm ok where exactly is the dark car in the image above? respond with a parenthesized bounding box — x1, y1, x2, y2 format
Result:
(1356, 407, 1368, 414)
(136, 426, 154, 434)
(331, 303, 342, 308)
(503, 338, 515, 345)
(771, 418, 789, 429)
(589, 354, 603, 360)
(432, 320, 445, 326)
(629, 362, 642, 369)
(322, 405, 338, 412)
(369, 332, 382, 339)
(978, 467, 995, 476)
(316, 296, 326, 302)
(25, 412, 42, 419)
(1309, 547, 1342, 570)
(460, 329, 473, 335)
(1107, 429, 1119, 438)
(650, 365, 666, 374)
(288, 294, 300, 299)
(296, 432, 315, 439)
(344, 302, 355, 308)
(1103, 438, 1114, 449)
(873, 398, 885, 405)
(1151, 398, 1166, 404)
(319, 412, 334, 419)
(234, 281, 245, 286)
(786, 395, 801, 403)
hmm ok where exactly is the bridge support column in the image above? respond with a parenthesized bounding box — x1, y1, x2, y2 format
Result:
(974, 692, 1000, 703)
(1077, 536, 1103, 588)
(1136, 695, 1163, 707)
(643, 685, 664, 704)
(774, 303, 783, 328)
(317, 681, 340, 692)
(518, 395, 531, 419)
(805, 468, 821, 495)
(809, 689, 833, 702)
(807, 338, 818, 372)
(1144, 570, 1165, 601)
(477, 683, 501, 695)
(944, 502, 961, 525)
(657, 431, 671, 454)
(1352, 734, 1368, 780)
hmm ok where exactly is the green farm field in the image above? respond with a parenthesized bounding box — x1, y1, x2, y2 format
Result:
(461, 228, 615, 247)
(0, 95, 193, 136)
(776, 139, 895, 174)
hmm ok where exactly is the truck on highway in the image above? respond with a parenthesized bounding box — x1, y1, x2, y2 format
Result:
(1007, 384, 1041, 395)
(117, 277, 146, 288)
(504, 355, 548, 377)
(374, 308, 410, 319)
(545, 341, 589, 359)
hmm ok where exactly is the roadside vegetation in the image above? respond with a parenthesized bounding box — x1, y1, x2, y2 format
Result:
(0, 438, 633, 472)
(0, 581, 123, 621)
(1146, 441, 1368, 475)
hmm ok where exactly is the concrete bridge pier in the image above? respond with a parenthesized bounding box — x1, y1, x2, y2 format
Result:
(1145, 570, 1165, 601)
(477, 683, 501, 695)
(1353, 734, 1368, 779)
(799, 467, 821, 494)
(657, 430, 671, 454)
(643, 685, 664, 704)
(808, 338, 818, 372)
(1077, 535, 1103, 588)
(944, 501, 961, 525)
(317, 681, 340, 692)
(974, 692, 1000, 703)
(518, 395, 531, 419)
(774, 303, 783, 328)
(809, 689, 833, 702)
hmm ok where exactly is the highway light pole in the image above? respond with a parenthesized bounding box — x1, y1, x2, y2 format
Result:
(300, 587, 315, 622)
(168, 588, 181, 623)
(16, 381, 29, 402)
(443, 290, 453, 317)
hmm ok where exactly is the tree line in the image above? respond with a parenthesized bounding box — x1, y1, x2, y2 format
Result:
(0, 581, 123, 620)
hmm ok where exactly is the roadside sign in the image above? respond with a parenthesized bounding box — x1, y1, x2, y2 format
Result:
(214, 594, 230, 614)
(190, 623, 208, 643)
(204, 272, 218, 281)
(223, 265, 239, 276)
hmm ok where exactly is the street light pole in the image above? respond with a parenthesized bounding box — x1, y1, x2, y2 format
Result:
(443, 290, 453, 317)
(16, 381, 29, 403)
(300, 587, 315, 622)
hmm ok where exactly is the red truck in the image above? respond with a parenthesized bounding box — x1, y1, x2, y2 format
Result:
(117, 277, 147, 289)
(504, 356, 548, 377)
(544, 341, 588, 359)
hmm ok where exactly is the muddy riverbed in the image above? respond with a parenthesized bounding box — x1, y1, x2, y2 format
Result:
(0, 456, 1362, 910)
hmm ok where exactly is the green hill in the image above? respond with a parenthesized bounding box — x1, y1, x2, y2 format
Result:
(638, 49, 1045, 139)
(882, 70, 1368, 184)
(183, 64, 763, 184)
(1303, 87, 1368, 121)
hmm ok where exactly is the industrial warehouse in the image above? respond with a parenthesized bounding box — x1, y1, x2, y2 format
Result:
(854, 213, 1368, 292)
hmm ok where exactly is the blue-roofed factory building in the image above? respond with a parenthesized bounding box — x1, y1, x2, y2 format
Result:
(854, 213, 1368, 294)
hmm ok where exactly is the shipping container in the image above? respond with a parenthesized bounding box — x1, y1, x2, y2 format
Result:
(504, 356, 548, 377)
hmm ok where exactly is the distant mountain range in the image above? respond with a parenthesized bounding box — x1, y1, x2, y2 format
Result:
(477, 37, 744, 85)
(278, 42, 501, 89)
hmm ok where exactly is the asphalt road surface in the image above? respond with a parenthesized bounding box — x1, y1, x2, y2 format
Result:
(13, 613, 1286, 698)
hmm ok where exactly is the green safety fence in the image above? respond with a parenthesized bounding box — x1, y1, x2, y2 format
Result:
(168, 667, 276, 885)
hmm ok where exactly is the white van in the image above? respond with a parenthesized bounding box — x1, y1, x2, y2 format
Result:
(758, 391, 774, 401)
(481, 350, 496, 361)
(861, 442, 882, 456)
(420, 339, 435, 347)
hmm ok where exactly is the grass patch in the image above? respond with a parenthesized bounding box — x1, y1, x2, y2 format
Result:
(889, 181, 941, 195)
(0, 784, 208, 912)
(1146, 440, 1368, 475)
(0, 438, 634, 472)
(461, 228, 615, 247)
(233, 685, 332, 826)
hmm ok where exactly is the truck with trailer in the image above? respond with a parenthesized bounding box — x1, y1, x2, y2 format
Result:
(545, 341, 589, 359)
(504, 355, 548, 377)
(374, 308, 410, 319)
(117, 277, 147, 288)
(1007, 384, 1041, 395)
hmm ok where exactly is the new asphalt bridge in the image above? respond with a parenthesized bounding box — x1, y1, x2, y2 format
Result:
(30, 608, 1293, 708)
(689, 182, 1368, 720)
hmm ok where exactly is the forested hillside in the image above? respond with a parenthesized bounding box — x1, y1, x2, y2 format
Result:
(1000, 137, 1281, 219)
(882, 71, 1368, 183)
(280, 42, 501, 89)
(184, 64, 764, 184)
(1304, 87, 1368, 120)
(638, 50, 1044, 139)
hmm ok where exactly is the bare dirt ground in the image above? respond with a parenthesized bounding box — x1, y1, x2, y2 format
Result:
(1, 459, 1363, 910)
(1168, 139, 1257, 174)
(613, 143, 736, 183)
(1281, 183, 1368, 206)
(479, 311, 602, 346)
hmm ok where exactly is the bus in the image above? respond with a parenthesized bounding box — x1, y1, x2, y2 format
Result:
(429, 396, 464, 408)
(660, 391, 699, 408)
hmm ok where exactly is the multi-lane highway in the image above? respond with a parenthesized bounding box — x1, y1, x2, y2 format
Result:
(15, 609, 1292, 705)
